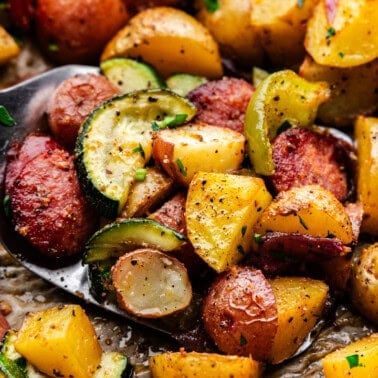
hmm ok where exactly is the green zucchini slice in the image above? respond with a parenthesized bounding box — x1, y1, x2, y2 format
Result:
(166, 73, 207, 97)
(83, 218, 186, 264)
(100, 57, 165, 93)
(75, 89, 196, 218)
(93, 352, 131, 378)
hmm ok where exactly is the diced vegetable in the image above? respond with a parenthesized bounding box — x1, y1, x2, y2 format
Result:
(100, 57, 165, 93)
(166, 73, 208, 97)
(149, 350, 262, 378)
(267, 277, 329, 364)
(350, 243, 378, 325)
(322, 333, 378, 377)
(14, 305, 103, 378)
(0, 26, 20, 65)
(254, 185, 353, 245)
(305, 0, 378, 67)
(355, 116, 378, 236)
(75, 88, 196, 217)
(112, 248, 192, 318)
(83, 218, 186, 264)
(152, 124, 246, 186)
(186, 172, 272, 272)
(93, 351, 130, 378)
(101, 7, 223, 78)
(244, 70, 330, 175)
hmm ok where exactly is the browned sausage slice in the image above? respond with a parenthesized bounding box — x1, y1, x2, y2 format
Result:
(10, 146, 96, 258)
(47, 73, 119, 149)
(187, 77, 254, 134)
(269, 128, 349, 201)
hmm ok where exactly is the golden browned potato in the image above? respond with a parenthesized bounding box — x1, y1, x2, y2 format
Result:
(195, 0, 264, 67)
(186, 172, 272, 272)
(203, 266, 278, 361)
(152, 123, 246, 186)
(350, 243, 378, 325)
(322, 333, 378, 378)
(305, 0, 378, 67)
(250, 0, 319, 68)
(14, 305, 103, 378)
(355, 116, 378, 236)
(254, 185, 353, 245)
(149, 350, 262, 378)
(267, 277, 329, 364)
(0, 26, 20, 65)
(101, 7, 223, 78)
(299, 56, 378, 127)
(35, 0, 129, 64)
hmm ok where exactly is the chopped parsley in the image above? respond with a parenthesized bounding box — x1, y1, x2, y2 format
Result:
(151, 113, 188, 131)
(326, 27, 336, 39)
(241, 225, 247, 237)
(298, 215, 308, 230)
(48, 43, 59, 52)
(253, 233, 263, 244)
(346, 354, 360, 369)
(176, 158, 187, 177)
(297, 0, 305, 8)
(2, 195, 10, 218)
(204, 0, 220, 13)
(132, 143, 145, 159)
(240, 333, 247, 346)
(0, 105, 16, 127)
(338, 51, 345, 58)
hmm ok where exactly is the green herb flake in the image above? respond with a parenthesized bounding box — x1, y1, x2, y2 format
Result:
(132, 143, 145, 159)
(253, 233, 263, 244)
(48, 43, 59, 52)
(297, 0, 305, 8)
(135, 168, 147, 181)
(0, 105, 16, 127)
(240, 334, 247, 347)
(2, 195, 10, 218)
(176, 158, 187, 177)
(237, 245, 245, 255)
(326, 27, 336, 39)
(298, 215, 308, 230)
(346, 354, 360, 369)
(338, 51, 345, 58)
(151, 113, 188, 131)
(241, 225, 247, 237)
(204, 0, 220, 13)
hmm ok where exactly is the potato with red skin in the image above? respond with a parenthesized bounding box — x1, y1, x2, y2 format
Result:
(47, 74, 119, 150)
(203, 266, 278, 361)
(35, 0, 129, 64)
(9, 137, 97, 258)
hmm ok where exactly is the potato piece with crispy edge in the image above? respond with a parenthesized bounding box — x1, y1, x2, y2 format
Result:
(195, 0, 264, 68)
(120, 166, 174, 218)
(299, 56, 378, 127)
(0, 26, 20, 65)
(250, 0, 319, 67)
(321, 333, 378, 377)
(305, 0, 378, 67)
(149, 350, 262, 378)
(203, 266, 278, 362)
(101, 7, 223, 79)
(268, 276, 329, 364)
(350, 243, 378, 325)
(112, 248, 192, 318)
(186, 172, 272, 272)
(254, 185, 353, 245)
(14, 305, 102, 378)
(355, 116, 378, 236)
(152, 123, 246, 187)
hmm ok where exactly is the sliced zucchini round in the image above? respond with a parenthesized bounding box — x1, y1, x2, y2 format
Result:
(100, 57, 165, 93)
(93, 352, 131, 378)
(166, 73, 208, 97)
(83, 218, 186, 264)
(75, 89, 196, 218)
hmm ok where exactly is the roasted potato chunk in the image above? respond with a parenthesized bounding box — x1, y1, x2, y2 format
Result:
(355, 116, 378, 236)
(186, 172, 272, 272)
(0, 26, 20, 65)
(101, 7, 223, 78)
(322, 333, 378, 377)
(254, 185, 353, 245)
(149, 350, 262, 378)
(350, 243, 378, 325)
